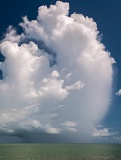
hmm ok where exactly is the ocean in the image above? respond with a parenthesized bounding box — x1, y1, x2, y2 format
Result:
(0, 143, 121, 160)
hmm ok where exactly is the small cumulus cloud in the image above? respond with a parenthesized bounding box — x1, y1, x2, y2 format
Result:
(116, 89, 121, 96)
(92, 128, 114, 137)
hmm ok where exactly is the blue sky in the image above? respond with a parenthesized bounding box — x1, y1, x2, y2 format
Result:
(0, 0, 121, 143)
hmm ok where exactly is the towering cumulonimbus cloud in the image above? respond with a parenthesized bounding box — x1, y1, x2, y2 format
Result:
(0, 1, 114, 142)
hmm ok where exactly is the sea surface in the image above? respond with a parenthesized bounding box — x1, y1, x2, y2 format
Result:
(0, 143, 121, 160)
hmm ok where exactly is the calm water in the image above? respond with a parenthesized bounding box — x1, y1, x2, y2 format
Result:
(0, 144, 121, 160)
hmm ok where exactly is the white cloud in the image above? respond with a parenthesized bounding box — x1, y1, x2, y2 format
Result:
(51, 70, 60, 78)
(0, 1, 114, 142)
(2, 26, 25, 43)
(61, 121, 77, 132)
(45, 124, 61, 134)
(32, 120, 42, 129)
(116, 89, 121, 96)
(92, 128, 114, 137)
(65, 81, 84, 91)
(0, 125, 14, 133)
(61, 121, 77, 127)
(65, 72, 72, 80)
